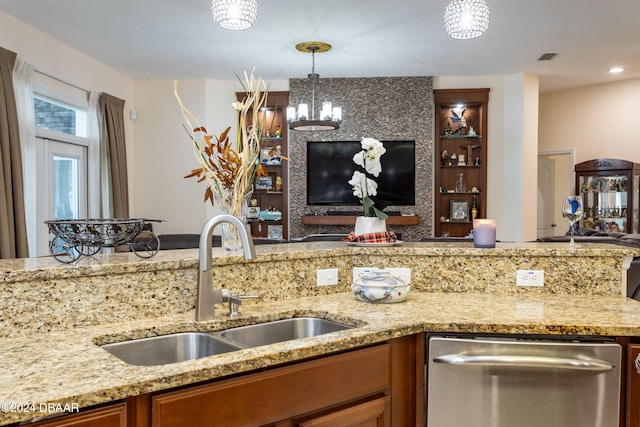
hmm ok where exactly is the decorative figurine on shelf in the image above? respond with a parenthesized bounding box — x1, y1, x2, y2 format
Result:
(455, 173, 466, 193)
(474, 157, 481, 166)
(444, 122, 453, 136)
(441, 150, 450, 166)
(275, 123, 282, 137)
(450, 153, 457, 166)
(468, 126, 477, 137)
(450, 105, 468, 135)
(275, 176, 283, 192)
(471, 194, 479, 219)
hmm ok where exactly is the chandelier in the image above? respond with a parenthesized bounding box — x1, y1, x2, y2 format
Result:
(211, 0, 259, 31)
(443, 0, 490, 40)
(287, 42, 342, 132)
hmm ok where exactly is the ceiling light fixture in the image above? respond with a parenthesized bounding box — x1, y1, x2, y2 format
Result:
(443, 0, 490, 40)
(211, 0, 259, 31)
(287, 42, 341, 132)
(609, 67, 624, 74)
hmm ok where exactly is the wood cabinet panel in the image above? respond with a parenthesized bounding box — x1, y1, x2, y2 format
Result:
(151, 345, 390, 427)
(30, 403, 127, 427)
(298, 396, 390, 427)
(628, 343, 640, 427)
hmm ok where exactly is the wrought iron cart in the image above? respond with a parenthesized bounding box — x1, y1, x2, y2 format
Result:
(45, 218, 160, 263)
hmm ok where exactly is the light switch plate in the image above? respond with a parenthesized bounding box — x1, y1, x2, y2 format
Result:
(516, 270, 544, 287)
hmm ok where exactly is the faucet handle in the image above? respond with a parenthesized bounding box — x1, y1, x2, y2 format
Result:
(222, 289, 259, 317)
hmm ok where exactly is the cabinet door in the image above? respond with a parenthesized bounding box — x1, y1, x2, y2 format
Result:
(628, 344, 640, 427)
(30, 403, 127, 427)
(298, 396, 390, 427)
(151, 344, 390, 427)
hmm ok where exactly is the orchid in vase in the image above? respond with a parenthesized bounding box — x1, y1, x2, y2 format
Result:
(348, 138, 388, 222)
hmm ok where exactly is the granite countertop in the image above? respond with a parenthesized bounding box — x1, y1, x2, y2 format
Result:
(3, 289, 640, 425)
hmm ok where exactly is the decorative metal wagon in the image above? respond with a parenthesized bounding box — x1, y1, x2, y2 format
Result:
(45, 218, 161, 263)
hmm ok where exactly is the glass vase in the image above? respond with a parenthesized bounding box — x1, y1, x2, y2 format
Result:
(214, 189, 252, 252)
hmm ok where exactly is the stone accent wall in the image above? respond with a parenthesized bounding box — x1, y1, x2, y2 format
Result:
(288, 76, 434, 240)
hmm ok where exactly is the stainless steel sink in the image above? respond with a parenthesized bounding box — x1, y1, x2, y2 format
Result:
(101, 332, 243, 366)
(216, 317, 353, 348)
(101, 317, 354, 366)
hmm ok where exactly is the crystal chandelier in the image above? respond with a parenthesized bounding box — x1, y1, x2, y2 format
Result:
(287, 42, 342, 132)
(443, 0, 490, 40)
(211, 0, 259, 31)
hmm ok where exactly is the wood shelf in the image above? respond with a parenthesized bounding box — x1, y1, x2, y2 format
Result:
(301, 215, 420, 226)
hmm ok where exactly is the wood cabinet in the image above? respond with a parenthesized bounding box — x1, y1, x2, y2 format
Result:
(151, 344, 390, 426)
(29, 403, 127, 427)
(237, 91, 289, 240)
(28, 336, 421, 427)
(433, 89, 489, 237)
(575, 158, 640, 234)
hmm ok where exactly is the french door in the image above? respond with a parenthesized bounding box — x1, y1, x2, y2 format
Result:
(36, 137, 88, 256)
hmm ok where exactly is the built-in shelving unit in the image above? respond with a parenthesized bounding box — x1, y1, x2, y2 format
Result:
(236, 91, 289, 240)
(434, 88, 489, 237)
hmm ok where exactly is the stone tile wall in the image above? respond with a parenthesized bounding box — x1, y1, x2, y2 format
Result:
(288, 77, 434, 240)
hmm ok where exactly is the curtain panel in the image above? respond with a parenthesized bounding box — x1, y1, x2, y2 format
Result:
(99, 93, 129, 219)
(0, 47, 28, 259)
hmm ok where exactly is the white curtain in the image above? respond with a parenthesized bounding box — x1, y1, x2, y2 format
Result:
(12, 57, 36, 256)
(87, 90, 101, 219)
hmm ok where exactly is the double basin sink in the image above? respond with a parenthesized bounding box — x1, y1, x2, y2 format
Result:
(101, 317, 354, 366)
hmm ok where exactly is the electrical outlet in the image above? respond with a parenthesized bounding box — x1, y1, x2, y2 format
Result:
(317, 268, 339, 286)
(516, 270, 544, 287)
(353, 267, 411, 284)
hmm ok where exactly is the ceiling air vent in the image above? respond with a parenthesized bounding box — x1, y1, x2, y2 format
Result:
(538, 53, 557, 61)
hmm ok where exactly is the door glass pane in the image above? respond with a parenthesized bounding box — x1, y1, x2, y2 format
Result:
(53, 155, 79, 219)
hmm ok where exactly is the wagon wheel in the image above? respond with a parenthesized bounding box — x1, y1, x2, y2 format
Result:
(49, 237, 82, 263)
(80, 244, 101, 256)
(131, 230, 160, 258)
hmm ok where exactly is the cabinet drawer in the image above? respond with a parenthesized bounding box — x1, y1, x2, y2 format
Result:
(152, 344, 390, 427)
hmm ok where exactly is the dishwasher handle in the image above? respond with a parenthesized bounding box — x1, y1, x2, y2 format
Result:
(433, 353, 615, 372)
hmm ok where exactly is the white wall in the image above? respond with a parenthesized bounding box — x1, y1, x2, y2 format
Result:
(539, 78, 640, 164)
(130, 77, 288, 235)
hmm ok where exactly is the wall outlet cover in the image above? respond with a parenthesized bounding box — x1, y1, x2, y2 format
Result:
(516, 270, 544, 287)
(317, 268, 339, 286)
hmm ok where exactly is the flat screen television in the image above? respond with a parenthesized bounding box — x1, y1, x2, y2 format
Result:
(306, 140, 416, 206)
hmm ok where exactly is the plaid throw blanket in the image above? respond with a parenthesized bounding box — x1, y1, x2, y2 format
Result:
(342, 231, 398, 243)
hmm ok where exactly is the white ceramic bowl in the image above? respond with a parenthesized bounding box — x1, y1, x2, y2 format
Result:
(351, 272, 410, 304)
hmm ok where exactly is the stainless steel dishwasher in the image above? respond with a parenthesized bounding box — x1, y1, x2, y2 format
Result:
(427, 335, 621, 427)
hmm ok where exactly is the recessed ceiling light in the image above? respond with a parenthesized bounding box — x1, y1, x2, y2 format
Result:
(609, 67, 624, 74)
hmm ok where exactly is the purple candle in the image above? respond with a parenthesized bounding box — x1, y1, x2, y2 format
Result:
(473, 219, 496, 248)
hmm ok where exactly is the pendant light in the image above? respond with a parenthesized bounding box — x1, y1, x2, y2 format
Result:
(211, 0, 259, 31)
(287, 42, 342, 131)
(443, 0, 490, 40)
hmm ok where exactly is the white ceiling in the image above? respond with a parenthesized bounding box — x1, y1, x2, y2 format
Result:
(1, 0, 639, 92)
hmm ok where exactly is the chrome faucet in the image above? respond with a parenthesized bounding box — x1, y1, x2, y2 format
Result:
(196, 214, 256, 321)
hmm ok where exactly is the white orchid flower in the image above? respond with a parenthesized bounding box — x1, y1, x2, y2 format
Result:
(353, 138, 386, 177)
(349, 171, 378, 198)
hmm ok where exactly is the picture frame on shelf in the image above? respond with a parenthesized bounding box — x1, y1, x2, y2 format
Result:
(450, 200, 469, 222)
(247, 197, 260, 219)
(267, 224, 283, 240)
(255, 175, 273, 191)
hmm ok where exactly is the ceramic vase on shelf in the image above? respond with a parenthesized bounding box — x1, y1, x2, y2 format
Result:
(214, 189, 252, 252)
(354, 216, 387, 236)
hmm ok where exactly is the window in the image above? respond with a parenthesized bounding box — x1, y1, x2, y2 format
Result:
(34, 95, 87, 137)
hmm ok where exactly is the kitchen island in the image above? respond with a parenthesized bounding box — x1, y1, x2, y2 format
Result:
(1, 241, 640, 425)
